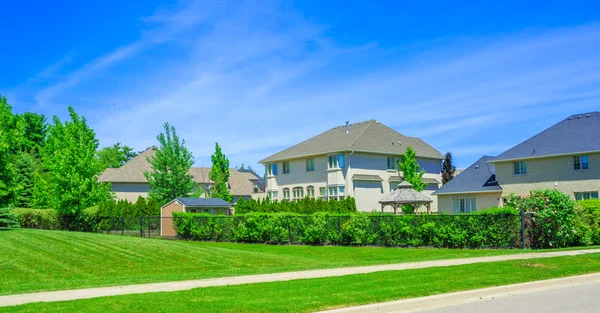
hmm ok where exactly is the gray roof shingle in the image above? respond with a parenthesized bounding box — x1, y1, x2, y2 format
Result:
(177, 198, 231, 207)
(432, 156, 501, 195)
(493, 112, 600, 162)
(259, 120, 443, 163)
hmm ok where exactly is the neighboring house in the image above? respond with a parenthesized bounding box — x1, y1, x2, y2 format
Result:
(98, 147, 264, 202)
(434, 112, 600, 214)
(160, 198, 232, 237)
(259, 120, 443, 212)
(433, 156, 502, 214)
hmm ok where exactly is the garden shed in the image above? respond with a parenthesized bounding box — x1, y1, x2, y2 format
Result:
(160, 198, 232, 237)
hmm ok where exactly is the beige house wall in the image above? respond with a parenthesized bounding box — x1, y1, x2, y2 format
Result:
(160, 201, 183, 237)
(494, 153, 600, 199)
(264, 152, 442, 212)
(111, 183, 149, 202)
(437, 192, 503, 214)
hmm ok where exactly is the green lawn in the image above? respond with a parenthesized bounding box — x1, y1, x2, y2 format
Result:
(0, 228, 595, 295)
(4, 254, 600, 313)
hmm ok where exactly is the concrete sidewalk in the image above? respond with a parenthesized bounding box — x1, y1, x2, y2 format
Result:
(314, 273, 600, 313)
(1, 249, 599, 307)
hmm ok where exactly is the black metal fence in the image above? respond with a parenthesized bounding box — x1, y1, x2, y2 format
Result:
(138, 213, 530, 249)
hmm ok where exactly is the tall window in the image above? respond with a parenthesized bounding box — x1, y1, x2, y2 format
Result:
(328, 154, 345, 169)
(319, 187, 327, 198)
(282, 188, 290, 200)
(268, 163, 278, 176)
(306, 186, 315, 198)
(306, 158, 315, 171)
(454, 195, 476, 214)
(387, 157, 396, 170)
(513, 161, 527, 175)
(574, 155, 589, 170)
(292, 187, 304, 200)
(575, 192, 598, 200)
(267, 191, 278, 200)
(328, 186, 338, 198)
(282, 162, 290, 174)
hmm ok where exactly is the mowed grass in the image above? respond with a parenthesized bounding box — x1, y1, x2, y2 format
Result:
(4, 254, 600, 313)
(0, 228, 594, 295)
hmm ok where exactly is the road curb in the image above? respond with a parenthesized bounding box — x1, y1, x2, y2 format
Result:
(314, 273, 600, 313)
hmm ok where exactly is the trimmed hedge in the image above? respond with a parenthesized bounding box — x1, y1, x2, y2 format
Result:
(172, 210, 521, 248)
(13, 208, 60, 230)
(234, 197, 357, 214)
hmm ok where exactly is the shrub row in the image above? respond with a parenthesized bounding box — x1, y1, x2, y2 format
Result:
(173, 208, 522, 248)
(234, 197, 357, 214)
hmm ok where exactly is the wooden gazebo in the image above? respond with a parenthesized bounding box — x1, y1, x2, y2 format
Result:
(379, 181, 433, 215)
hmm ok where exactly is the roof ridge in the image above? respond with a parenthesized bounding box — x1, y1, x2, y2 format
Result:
(347, 120, 375, 150)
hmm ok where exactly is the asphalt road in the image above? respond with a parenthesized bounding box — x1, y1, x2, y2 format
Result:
(422, 281, 600, 313)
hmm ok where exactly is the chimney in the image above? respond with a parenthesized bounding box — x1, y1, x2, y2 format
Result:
(345, 121, 349, 134)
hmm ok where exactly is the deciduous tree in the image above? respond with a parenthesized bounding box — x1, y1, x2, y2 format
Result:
(210, 143, 232, 202)
(397, 146, 427, 214)
(41, 107, 112, 228)
(98, 143, 137, 169)
(144, 123, 196, 204)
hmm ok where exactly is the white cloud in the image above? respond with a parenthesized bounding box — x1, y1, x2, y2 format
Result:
(9, 3, 600, 169)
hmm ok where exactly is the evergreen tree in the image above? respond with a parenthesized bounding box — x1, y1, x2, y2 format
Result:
(19, 112, 47, 155)
(0, 206, 19, 228)
(441, 152, 456, 184)
(210, 143, 233, 202)
(0, 96, 17, 206)
(144, 122, 196, 204)
(41, 107, 112, 229)
(10, 152, 38, 208)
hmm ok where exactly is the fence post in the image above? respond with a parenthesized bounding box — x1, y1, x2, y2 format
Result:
(288, 217, 291, 243)
(520, 209, 525, 249)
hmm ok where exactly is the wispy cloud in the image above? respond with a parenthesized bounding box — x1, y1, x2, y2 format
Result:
(8, 3, 600, 169)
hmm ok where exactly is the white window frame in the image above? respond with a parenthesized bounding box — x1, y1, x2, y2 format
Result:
(267, 190, 278, 200)
(454, 195, 477, 214)
(513, 161, 527, 175)
(306, 186, 315, 198)
(292, 187, 304, 200)
(319, 187, 327, 198)
(282, 188, 290, 200)
(328, 155, 339, 169)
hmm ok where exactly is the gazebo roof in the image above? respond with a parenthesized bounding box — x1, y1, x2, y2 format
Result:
(379, 181, 433, 205)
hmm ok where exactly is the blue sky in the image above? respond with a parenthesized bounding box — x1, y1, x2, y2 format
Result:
(2, 1, 600, 170)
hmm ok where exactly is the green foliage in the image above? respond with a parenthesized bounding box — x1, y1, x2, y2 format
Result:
(397, 146, 427, 214)
(144, 123, 196, 205)
(0, 206, 20, 228)
(504, 189, 578, 248)
(441, 152, 456, 184)
(97, 143, 137, 169)
(235, 197, 358, 214)
(0, 96, 18, 206)
(210, 142, 232, 202)
(13, 208, 59, 229)
(40, 107, 112, 229)
(19, 112, 47, 155)
(172, 211, 521, 247)
(575, 199, 600, 245)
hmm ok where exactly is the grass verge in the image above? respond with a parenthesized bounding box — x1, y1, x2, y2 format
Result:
(2, 228, 598, 295)
(4, 254, 600, 312)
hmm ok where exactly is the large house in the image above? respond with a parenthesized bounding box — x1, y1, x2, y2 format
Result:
(434, 112, 600, 214)
(259, 120, 443, 212)
(99, 147, 264, 202)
